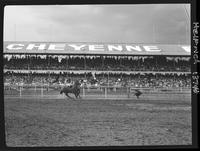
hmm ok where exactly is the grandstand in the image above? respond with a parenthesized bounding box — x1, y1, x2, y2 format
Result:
(3, 41, 191, 98)
(4, 42, 192, 146)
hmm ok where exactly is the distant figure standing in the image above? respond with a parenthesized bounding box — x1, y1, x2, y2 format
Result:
(134, 89, 142, 99)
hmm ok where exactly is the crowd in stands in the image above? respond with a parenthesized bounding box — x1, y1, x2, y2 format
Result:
(4, 55, 190, 72)
(4, 72, 191, 88)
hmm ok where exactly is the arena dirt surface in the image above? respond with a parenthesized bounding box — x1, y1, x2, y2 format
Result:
(4, 94, 192, 147)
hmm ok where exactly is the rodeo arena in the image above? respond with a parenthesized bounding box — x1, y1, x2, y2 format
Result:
(4, 42, 192, 146)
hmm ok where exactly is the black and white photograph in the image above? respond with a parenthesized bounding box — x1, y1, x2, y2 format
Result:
(2, 2, 195, 148)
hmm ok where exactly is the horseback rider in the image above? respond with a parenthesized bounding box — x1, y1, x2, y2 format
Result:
(52, 75, 60, 84)
(60, 79, 81, 99)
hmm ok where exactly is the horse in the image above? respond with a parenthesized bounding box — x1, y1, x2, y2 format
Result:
(60, 80, 81, 99)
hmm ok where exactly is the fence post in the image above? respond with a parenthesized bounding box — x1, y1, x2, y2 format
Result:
(127, 87, 130, 98)
(83, 87, 85, 98)
(19, 86, 22, 97)
(105, 87, 107, 98)
(41, 86, 43, 96)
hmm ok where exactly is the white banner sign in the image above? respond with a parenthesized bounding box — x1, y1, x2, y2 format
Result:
(4, 42, 191, 56)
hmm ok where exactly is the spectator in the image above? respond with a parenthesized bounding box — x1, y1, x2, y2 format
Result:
(4, 72, 191, 88)
(3, 55, 191, 72)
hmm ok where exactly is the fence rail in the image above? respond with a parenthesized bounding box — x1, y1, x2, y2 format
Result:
(4, 84, 191, 99)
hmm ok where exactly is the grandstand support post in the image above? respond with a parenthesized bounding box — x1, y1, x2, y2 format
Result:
(108, 73, 109, 92)
(84, 55, 86, 70)
(35, 85, 36, 92)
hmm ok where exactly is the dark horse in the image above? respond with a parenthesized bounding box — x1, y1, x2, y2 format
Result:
(60, 80, 81, 99)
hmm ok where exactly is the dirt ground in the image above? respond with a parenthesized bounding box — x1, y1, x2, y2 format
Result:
(4, 93, 192, 147)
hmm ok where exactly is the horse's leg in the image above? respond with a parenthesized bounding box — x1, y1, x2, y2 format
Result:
(78, 92, 81, 99)
(75, 91, 80, 99)
(76, 89, 81, 99)
(74, 92, 78, 99)
(77, 93, 80, 99)
(65, 93, 73, 99)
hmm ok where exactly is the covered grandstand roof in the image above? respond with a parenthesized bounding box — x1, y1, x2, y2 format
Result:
(4, 41, 191, 56)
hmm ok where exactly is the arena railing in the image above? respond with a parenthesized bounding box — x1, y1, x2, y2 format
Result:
(4, 83, 191, 98)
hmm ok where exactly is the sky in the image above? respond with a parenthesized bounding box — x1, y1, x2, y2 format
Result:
(4, 4, 190, 44)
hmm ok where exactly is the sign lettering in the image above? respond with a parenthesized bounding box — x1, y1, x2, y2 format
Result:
(4, 42, 191, 55)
